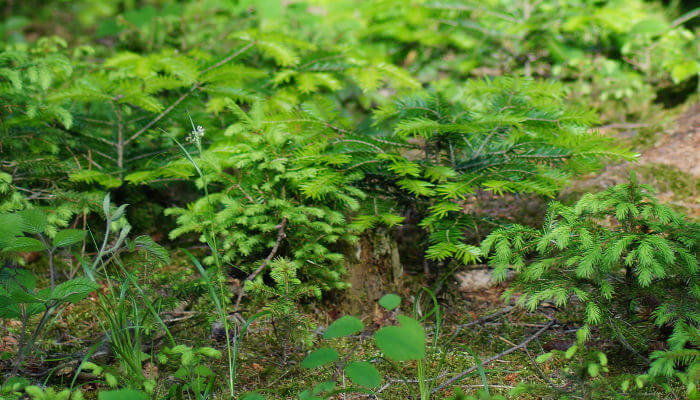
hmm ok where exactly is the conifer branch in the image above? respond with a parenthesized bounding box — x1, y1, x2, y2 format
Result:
(233, 216, 288, 313)
(202, 42, 255, 74)
(124, 84, 199, 146)
(124, 43, 254, 146)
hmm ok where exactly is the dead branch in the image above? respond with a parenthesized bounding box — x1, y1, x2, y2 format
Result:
(233, 216, 288, 314)
(450, 305, 515, 338)
(432, 319, 555, 394)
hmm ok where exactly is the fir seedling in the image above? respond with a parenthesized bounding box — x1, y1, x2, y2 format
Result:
(365, 77, 635, 266)
(482, 175, 699, 393)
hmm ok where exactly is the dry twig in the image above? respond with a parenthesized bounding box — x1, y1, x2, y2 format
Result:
(233, 217, 288, 314)
(432, 319, 555, 394)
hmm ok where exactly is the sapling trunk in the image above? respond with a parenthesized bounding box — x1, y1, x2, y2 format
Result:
(8, 307, 29, 377)
(48, 249, 55, 291)
(11, 304, 54, 376)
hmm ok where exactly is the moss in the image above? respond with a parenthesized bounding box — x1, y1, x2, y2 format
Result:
(637, 163, 698, 200)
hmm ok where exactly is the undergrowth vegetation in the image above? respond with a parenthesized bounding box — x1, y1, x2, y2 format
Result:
(0, 1, 698, 399)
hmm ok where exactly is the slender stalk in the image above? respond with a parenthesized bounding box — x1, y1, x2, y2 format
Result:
(418, 360, 429, 400)
(90, 217, 113, 277)
(8, 308, 28, 376)
(173, 136, 237, 396)
(48, 249, 56, 291)
(111, 100, 124, 172)
(11, 304, 55, 376)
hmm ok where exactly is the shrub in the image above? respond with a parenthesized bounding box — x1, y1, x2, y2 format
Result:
(312, 0, 700, 117)
(482, 175, 699, 393)
(362, 77, 634, 266)
(162, 103, 368, 295)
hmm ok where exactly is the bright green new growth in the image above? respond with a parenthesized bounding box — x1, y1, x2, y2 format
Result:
(316, 0, 699, 118)
(1, 1, 698, 399)
(366, 77, 635, 265)
(482, 175, 699, 391)
(164, 101, 367, 294)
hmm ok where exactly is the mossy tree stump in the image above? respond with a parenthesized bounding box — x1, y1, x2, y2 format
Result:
(342, 227, 403, 314)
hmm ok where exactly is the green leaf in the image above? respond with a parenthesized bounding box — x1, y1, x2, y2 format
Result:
(98, 389, 149, 400)
(598, 352, 608, 366)
(312, 381, 335, 395)
(378, 294, 401, 311)
(196, 347, 222, 358)
(323, 315, 363, 339)
(587, 363, 600, 377)
(240, 393, 266, 400)
(0, 214, 22, 248)
(535, 352, 553, 363)
(49, 278, 98, 304)
(621, 379, 630, 392)
(670, 60, 698, 84)
(132, 235, 170, 264)
(0, 299, 22, 319)
(23, 386, 45, 398)
(192, 364, 213, 377)
(102, 193, 111, 217)
(629, 18, 669, 36)
(3, 237, 47, 252)
(301, 348, 339, 368)
(110, 204, 129, 221)
(0, 268, 36, 291)
(298, 391, 322, 400)
(374, 315, 426, 361)
(105, 372, 118, 387)
(53, 229, 86, 248)
(344, 361, 381, 388)
(17, 209, 47, 234)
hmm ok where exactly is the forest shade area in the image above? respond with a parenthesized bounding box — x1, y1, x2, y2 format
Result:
(0, 0, 699, 399)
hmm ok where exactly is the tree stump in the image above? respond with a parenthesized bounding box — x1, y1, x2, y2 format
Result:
(342, 227, 403, 314)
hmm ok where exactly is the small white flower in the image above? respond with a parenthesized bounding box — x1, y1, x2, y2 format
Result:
(186, 125, 205, 144)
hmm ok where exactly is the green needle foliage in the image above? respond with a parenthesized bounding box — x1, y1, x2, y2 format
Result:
(247, 257, 319, 349)
(0, 1, 698, 398)
(366, 77, 635, 265)
(163, 100, 368, 294)
(1, 1, 419, 230)
(312, 0, 700, 117)
(482, 175, 699, 393)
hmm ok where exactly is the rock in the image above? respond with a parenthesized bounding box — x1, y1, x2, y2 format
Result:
(211, 321, 228, 342)
(455, 267, 513, 292)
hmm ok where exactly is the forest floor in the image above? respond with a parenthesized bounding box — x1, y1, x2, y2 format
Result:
(643, 102, 700, 177)
(568, 100, 699, 219)
(2, 103, 696, 400)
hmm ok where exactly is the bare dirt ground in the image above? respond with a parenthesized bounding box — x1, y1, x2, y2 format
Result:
(643, 102, 700, 177)
(567, 102, 699, 218)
